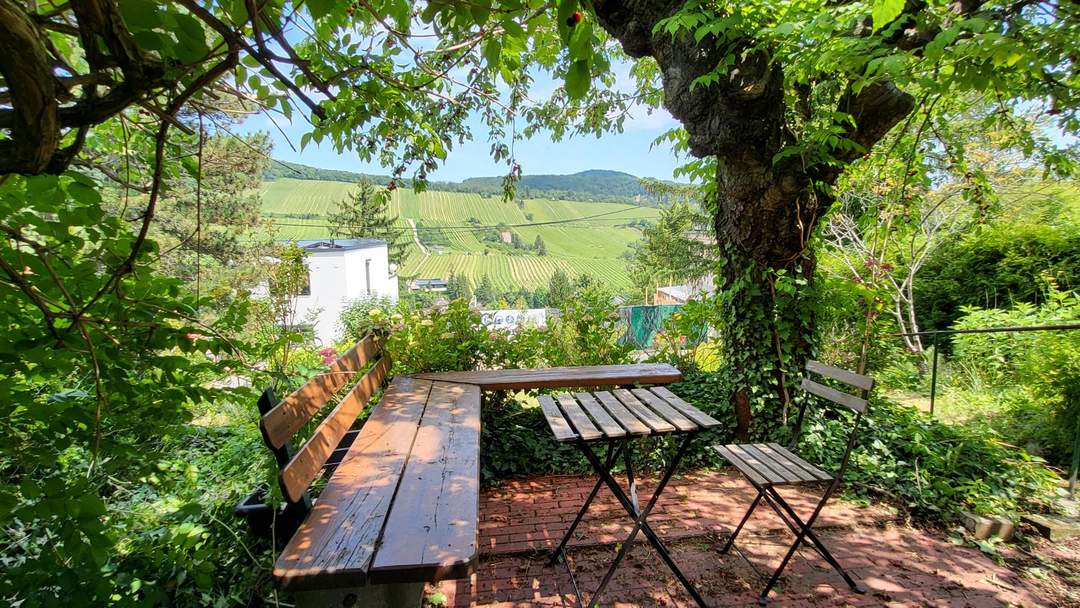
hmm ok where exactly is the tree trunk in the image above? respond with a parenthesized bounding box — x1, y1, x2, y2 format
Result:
(594, 0, 914, 436)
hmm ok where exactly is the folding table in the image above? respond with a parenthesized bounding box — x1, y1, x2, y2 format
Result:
(537, 387, 721, 608)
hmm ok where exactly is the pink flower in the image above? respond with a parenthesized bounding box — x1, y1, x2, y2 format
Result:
(186, 332, 203, 341)
(320, 347, 337, 365)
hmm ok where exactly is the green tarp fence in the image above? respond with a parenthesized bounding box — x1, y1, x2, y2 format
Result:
(618, 305, 683, 349)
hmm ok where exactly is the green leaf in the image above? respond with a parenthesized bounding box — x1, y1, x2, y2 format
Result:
(132, 30, 168, 52)
(306, 0, 336, 20)
(565, 59, 590, 99)
(470, 0, 492, 25)
(871, 0, 904, 32)
(117, 0, 162, 31)
(483, 39, 502, 69)
(174, 13, 206, 46)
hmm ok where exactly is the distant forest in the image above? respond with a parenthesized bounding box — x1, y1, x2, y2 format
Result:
(264, 160, 667, 206)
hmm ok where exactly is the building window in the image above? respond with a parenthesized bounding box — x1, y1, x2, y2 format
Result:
(364, 259, 371, 294)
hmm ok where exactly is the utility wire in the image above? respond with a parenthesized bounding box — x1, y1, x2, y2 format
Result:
(262, 205, 653, 233)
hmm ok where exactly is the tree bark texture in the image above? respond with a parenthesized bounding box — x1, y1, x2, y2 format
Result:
(594, 0, 914, 437)
(0, 0, 164, 174)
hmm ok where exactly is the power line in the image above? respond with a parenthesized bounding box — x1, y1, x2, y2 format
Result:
(263, 205, 655, 233)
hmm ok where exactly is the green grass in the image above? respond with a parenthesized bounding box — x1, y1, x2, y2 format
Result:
(261, 178, 659, 290)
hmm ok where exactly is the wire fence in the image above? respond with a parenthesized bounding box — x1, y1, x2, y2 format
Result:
(896, 323, 1080, 493)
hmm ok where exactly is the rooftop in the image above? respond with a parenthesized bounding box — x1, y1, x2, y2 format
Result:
(294, 238, 387, 252)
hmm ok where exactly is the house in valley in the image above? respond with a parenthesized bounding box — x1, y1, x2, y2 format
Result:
(288, 239, 398, 344)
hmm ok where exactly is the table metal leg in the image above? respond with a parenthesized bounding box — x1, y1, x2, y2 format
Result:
(549, 441, 625, 566)
(577, 434, 707, 608)
(623, 445, 640, 514)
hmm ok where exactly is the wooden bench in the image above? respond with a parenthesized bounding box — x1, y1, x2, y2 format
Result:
(254, 335, 482, 607)
(251, 350, 681, 607)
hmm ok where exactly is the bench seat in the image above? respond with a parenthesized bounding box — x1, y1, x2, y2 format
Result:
(273, 377, 481, 592)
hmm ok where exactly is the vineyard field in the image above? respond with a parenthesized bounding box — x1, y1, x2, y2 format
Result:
(262, 178, 659, 290)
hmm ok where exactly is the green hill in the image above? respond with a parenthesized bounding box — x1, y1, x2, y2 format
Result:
(264, 160, 664, 206)
(261, 178, 659, 291)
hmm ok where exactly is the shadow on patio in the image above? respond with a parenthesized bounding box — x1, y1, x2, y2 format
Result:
(430, 470, 1047, 607)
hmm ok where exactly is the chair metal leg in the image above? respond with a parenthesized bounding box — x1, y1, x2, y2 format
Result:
(765, 487, 863, 594)
(721, 488, 763, 554)
(548, 441, 624, 566)
(580, 434, 707, 608)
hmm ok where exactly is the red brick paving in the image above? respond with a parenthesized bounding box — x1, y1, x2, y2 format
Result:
(430, 471, 1051, 607)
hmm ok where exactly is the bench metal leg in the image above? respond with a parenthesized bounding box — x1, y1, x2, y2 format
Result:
(292, 582, 425, 608)
(579, 434, 707, 608)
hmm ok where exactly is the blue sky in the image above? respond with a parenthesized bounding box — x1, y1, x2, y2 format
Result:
(236, 67, 686, 182)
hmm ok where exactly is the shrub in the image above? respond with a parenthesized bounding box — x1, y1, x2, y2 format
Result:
(539, 285, 634, 367)
(949, 290, 1080, 466)
(796, 399, 1061, 519)
(915, 221, 1080, 332)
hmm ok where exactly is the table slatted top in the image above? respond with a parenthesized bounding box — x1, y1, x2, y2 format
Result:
(538, 388, 721, 442)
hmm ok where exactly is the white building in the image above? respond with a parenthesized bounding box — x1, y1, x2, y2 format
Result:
(290, 239, 398, 344)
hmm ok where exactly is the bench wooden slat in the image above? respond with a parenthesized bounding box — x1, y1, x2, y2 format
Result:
(631, 388, 697, 432)
(712, 445, 770, 487)
(537, 395, 578, 442)
(801, 378, 867, 413)
(648, 387, 723, 429)
(273, 376, 432, 591)
(593, 391, 652, 436)
(806, 360, 875, 392)
(279, 356, 391, 503)
(412, 363, 682, 391)
(262, 336, 380, 449)
(573, 392, 626, 439)
(555, 394, 603, 441)
(370, 382, 481, 583)
(612, 389, 675, 433)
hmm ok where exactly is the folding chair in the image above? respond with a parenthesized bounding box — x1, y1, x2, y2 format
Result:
(712, 360, 875, 605)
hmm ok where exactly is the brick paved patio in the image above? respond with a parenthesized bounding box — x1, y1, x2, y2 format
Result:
(430, 471, 1051, 607)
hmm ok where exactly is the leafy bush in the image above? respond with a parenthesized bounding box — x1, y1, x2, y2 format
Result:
(796, 400, 1060, 519)
(537, 285, 634, 367)
(338, 295, 397, 343)
(948, 290, 1080, 465)
(377, 300, 545, 375)
(915, 221, 1080, 333)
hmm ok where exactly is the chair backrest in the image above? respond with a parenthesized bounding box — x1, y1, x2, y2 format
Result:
(259, 334, 391, 504)
(790, 360, 875, 481)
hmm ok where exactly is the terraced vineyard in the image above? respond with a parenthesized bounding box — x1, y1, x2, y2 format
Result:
(262, 178, 658, 290)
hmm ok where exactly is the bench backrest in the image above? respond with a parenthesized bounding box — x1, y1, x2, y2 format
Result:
(259, 334, 391, 504)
